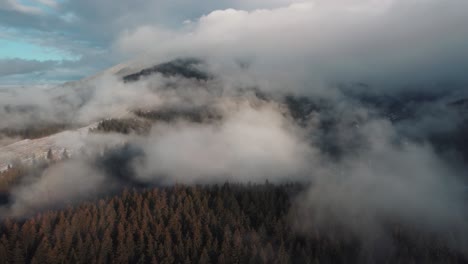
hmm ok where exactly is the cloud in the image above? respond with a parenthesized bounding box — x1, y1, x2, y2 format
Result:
(134, 100, 313, 184)
(1, 0, 43, 14)
(36, 0, 57, 8)
(3, 74, 466, 248)
(7, 159, 108, 217)
(117, 0, 468, 92)
(0, 58, 59, 77)
(291, 115, 468, 256)
(297, 118, 466, 227)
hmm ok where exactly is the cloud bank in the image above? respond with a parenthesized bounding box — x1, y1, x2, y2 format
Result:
(117, 0, 468, 91)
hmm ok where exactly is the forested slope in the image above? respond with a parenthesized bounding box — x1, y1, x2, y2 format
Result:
(0, 184, 465, 264)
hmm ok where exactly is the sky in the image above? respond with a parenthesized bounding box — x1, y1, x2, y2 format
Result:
(1, 0, 468, 85)
(0, 0, 303, 84)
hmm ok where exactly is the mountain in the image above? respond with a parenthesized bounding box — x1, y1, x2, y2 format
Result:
(1, 58, 468, 263)
(123, 58, 210, 82)
(1, 58, 468, 172)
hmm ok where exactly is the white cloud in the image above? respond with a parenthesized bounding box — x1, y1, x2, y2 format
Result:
(135, 100, 314, 184)
(8, 160, 107, 217)
(36, 0, 57, 8)
(4, 0, 43, 14)
(116, 0, 468, 91)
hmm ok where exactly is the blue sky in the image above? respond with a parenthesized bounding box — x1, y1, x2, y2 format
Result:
(0, 0, 104, 83)
(0, 38, 77, 61)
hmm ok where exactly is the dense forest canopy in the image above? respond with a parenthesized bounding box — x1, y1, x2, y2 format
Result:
(1, 183, 466, 264)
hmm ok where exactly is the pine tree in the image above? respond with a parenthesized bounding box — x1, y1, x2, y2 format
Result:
(0, 237, 11, 264)
(31, 237, 51, 264)
(46, 148, 54, 160)
(62, 149, 70, 159)
(12, 241, 25, 264)
(199, 247, 211, 264)
(277, 241, 291, 264)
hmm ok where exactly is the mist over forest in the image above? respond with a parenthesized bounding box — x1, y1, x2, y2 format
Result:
(1, 0, 468, 263)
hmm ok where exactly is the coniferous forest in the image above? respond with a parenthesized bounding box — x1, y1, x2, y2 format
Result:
(0, 183, 466, 264)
